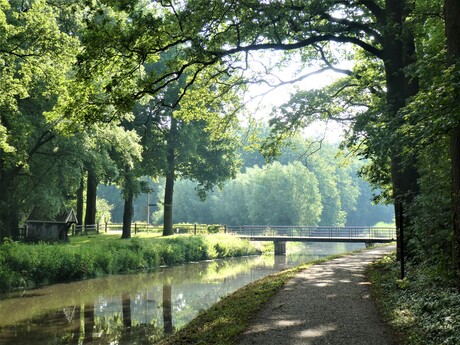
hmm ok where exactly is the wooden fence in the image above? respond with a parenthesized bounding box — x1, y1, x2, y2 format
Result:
(70, 223, 227, 236)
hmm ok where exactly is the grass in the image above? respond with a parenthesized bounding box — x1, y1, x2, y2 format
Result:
(368, 253, 460, 344)
(0, 233, 262, 291)
(68, 231, 162, 246)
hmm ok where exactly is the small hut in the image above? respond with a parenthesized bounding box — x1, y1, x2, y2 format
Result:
(26, 209, 77, 242)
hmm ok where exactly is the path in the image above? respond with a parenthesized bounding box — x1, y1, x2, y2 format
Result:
(236, 245, 398, 345)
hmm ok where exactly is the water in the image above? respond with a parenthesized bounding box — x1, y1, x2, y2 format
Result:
(0, 242, 364, 345)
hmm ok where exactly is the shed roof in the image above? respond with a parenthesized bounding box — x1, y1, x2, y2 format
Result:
(27, 208, 78, 224)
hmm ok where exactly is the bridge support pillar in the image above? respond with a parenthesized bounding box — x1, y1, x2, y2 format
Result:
(274, 241, 286, 255)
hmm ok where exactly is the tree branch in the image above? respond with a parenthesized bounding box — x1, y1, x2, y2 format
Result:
(213, 34, 383, 60)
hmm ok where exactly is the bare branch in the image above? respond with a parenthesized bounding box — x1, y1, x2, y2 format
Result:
(313, 44, 354, 76)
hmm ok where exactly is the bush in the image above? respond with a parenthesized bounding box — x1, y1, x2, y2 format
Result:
(207, 225, 221, 234)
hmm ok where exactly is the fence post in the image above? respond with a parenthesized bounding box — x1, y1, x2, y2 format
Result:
(135, 223, 137, 235)
(224, 224, 227, 234)
(194, 223, 197, 235)
(105, 222, 108, 233)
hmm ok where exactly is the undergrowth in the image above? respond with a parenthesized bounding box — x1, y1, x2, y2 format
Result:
(369, 254, 460, 344)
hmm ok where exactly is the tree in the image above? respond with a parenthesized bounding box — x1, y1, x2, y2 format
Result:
(212, 173, 252, 225)
(171, 179, 216, 224)
(160, 116, 240, 235)
(10, 0, 449, 277)
(0, 0, 79, 239)
(96, 123, 143, 238)
(445, 0, 460, 282)
(245, 162, 322, 226)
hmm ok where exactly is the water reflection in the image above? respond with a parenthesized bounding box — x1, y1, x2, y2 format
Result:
(0, 242, 364, 344)
(163, 285, 172, 335)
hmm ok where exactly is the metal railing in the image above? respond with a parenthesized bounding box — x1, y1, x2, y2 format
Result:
(227, 225, 396, 240)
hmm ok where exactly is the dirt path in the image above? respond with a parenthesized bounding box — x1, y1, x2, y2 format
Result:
(236, 245, 398, 345)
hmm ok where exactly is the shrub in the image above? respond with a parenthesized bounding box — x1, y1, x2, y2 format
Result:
(207, 225, 221, 234)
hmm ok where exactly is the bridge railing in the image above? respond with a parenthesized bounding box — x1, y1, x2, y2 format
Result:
(227, 225, 396, 240)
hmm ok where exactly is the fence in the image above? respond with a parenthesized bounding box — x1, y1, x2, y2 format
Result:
(227, 225, 396, 240)
(70, 223, 227, 236)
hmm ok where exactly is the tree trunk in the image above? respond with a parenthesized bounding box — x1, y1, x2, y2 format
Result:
(76, 176, 84, 227)
(163, 159, 175, 236)
(0, 167, 19, 240)
(0, 180, 9, 240)
(163, 284, 173, 334)
(84, 168, 98, 227)
(445, 0, 460, 284)
(163, 116, 178, 236)
(122, 189, 134, 239)
(451, 127, 460, 280)
(84, 303, 94, 343)
(7, 207, 20, 241)
(122, 292, 132, 331)
(384, 0, 420, 260)
(0, 169, 20, 240)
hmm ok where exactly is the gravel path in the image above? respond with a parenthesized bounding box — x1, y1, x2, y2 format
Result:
(236, 245, 398, 345)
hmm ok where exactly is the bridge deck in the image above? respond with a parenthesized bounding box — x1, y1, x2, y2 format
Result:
(229, 225, 396, 244)
(236, 235, 394, 243)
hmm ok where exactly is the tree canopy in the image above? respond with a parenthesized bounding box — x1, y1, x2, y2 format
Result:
(1, 0, 460, 285)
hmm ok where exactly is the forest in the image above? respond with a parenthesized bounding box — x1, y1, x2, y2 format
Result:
(1, 0, 460, 287)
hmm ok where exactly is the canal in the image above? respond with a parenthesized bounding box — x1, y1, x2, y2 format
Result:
(0, 242, 365, 344)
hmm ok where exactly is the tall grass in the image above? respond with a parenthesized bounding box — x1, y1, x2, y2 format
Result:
(0, 234, 261, 291)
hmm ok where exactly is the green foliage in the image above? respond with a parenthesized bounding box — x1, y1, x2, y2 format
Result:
(248, 161, 322, 225)
(0, 0, 456, 292)
(207, 225, 221, 233)
(0, 0, 81, 237)
(369, 254, 460, 345)
(0, 234, 260, 291)
(406, 139, 452, 264)
(162, 137, 393, 227)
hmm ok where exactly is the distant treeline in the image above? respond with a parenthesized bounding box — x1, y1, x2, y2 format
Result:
(99, 139, 393, 227)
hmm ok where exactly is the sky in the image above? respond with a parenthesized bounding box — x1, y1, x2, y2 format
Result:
(243, 56, 351, 143)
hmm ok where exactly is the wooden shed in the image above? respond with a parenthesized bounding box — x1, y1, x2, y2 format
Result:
(26, 209, 77, 242)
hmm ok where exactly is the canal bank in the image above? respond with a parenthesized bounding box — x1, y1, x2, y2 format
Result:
(0, 242, 366, 344)
(237, 245, 397, 345)
(161, 245, 397, 345)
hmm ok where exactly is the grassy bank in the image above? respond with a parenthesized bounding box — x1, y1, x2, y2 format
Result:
(0, 233, 261, 291)
(158, 254, 345, 345)
(369, 254, 460, 344)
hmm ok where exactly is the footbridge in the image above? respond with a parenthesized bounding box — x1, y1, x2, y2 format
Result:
(227, 225, 396, 255)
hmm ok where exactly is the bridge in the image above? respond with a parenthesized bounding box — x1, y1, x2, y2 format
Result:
(227, 225, 396, 254)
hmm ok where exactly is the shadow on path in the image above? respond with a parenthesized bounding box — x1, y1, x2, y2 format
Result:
(237, 246, 397, 345)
